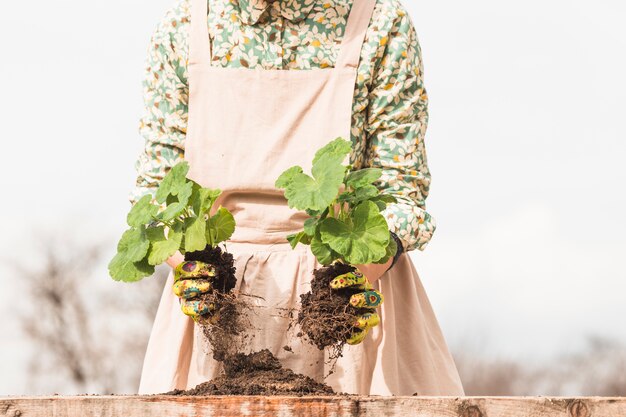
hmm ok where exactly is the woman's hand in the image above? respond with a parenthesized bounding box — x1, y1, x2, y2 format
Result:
(172, 260, 220, 322)
(166, 251, 220, 322)
(329, 262, 388, 345)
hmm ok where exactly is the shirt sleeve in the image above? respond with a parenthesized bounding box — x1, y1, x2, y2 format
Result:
(364, 5, 436, 252)
(128, 0, 190, 207)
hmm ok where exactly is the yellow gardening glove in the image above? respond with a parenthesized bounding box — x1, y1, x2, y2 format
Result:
(172, 260, 219, 323)
(329, 267, 383, 345)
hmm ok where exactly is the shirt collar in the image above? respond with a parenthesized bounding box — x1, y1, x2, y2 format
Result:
(234, 0, 316, 25)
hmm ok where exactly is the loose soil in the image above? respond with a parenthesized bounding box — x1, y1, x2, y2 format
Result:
(298, 261, 370, 357)
(174, 245, 338, 396)
(184, 245, 237, 293)
(184, 245, 250, 362)
(165, 349, 336, 396)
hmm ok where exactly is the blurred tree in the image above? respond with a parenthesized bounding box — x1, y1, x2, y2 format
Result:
(10, 233, 167, 394)
(452, 334, 626, 396)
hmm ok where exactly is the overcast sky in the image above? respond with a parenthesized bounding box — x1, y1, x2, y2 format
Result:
(1, 0, 624, 395)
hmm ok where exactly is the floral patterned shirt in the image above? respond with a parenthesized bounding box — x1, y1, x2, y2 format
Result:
(130, 0, 436, 252)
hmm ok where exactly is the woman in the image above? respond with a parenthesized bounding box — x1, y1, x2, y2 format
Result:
(130, 0, 465, 396)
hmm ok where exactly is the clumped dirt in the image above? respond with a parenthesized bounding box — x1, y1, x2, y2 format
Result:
(183, 245, 252, 362)
(298, 262, 369, 356)
(165, 349, 336, 396)
(184, 245, 237, 293)
(170, 245, 344, 396)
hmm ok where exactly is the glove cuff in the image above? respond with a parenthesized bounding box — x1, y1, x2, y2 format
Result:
(385, 231, 405, 273)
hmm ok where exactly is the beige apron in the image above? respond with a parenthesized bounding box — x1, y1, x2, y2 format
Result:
(137, 0, 465, 396)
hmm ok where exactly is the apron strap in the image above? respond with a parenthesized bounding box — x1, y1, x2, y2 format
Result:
(335, 0, 377, 69)
(190, 0, 211, 66)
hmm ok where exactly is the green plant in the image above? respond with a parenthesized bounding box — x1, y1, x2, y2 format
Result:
(275, 137, 397, 266)
(109, 161, 235, 282)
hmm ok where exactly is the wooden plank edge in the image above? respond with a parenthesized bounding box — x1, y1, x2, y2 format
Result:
(0, 395, 624, 417)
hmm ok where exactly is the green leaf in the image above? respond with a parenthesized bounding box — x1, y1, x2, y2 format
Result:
(305, 208, 323, 217)
(207, 207, 235, 245)
(372, 199, 387, 211)
(155, 160, 190, 204)
(382, 233, 398, 263)
(127, 194, 158, 227)
(279, 156, 346, 211)
(377, 194, 397, 203)
(353, 184, 380, 201)
(192, 186, 222, 216)
(276, 138, 352, 212)
(275, 166, 304, 189)
(345, 168, 383, 188)
(166, 193, 178, 206)
(116, 227, 150, 262)
(147, 223, 183, 265)
(312, 137, 352, 166)
(108, 252, 155, 282)
(369, 194, 397, 211)
(303, 217, 318, 236)
(286, 231, 311, 249)
(158, 202, 185, 222)
(145, 225, 165, 242)
(319, 200, 390, 265)
(109, 227, 152, 282)
(184, 215, 207, 252)
(310, 233, 338, 265)
(158, 181, 193, 222)
(189, 182, 202, 214)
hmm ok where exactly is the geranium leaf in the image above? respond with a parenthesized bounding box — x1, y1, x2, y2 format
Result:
(379, 233, 398, 264)
(276, 138, 352, 212)
(108, 252, 155, 282)
(127, 194, 158, 227)
(275, 166, 304, 189)
(109, 226, 152, 282)
(145, 225, 165, 242)
(148, 223, 183, 265)
(353, 184, 379, 202)
(319, 200, 390, 265)
(116, 226, 150, 262)
(310, 233, 338, 265)
(345, 168, 382, 188)
(312, 137, 352, 166)
(192, 186, 222, 216)
(158, 181, 193, 222)
(279, 156, 345, 211)
(207, 207, 235, 245)
(303, 217, 318, 236)
(286, 231, 311, 249)
(155, 161, 190, 204)
(184, 215, 207, 252)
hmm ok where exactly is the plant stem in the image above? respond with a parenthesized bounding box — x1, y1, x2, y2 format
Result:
(206, 209, 214, 247)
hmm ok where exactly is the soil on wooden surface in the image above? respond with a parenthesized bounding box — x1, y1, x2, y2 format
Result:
(172, 246, 346, 396)
(164, 349, 337, 396)
(298, 262, 369, 356)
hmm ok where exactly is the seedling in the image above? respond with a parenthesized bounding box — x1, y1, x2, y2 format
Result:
(275, 137, 397, 355)
(108, 160, 235, 283)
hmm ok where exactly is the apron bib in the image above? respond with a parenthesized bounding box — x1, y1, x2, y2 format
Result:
(184, 0, 374, 245)
(137, 0, 466, 396)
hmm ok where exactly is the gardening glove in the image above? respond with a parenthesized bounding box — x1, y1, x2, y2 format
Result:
(172, 260, 219, 323)
(330, 267, 383, 345)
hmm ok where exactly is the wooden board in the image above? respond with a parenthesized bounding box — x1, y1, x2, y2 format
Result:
(1, 395, 625, 417)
